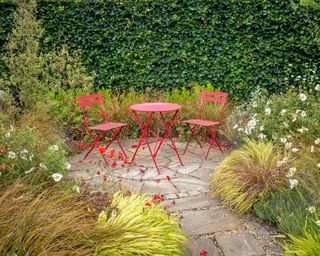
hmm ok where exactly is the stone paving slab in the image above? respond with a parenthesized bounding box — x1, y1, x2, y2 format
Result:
(162, 195, 221, 213)
(171, 177, 209, 193)
(216, 233, 266, 256)
(141, 180, 178, 194)
(187, 237, 219, 256)
(180, 208, 243, 236)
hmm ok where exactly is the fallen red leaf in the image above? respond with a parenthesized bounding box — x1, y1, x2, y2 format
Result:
(139, 168, 146, 173)
(144, 202, 152, 207)
(166, 175, 171, 181)
(111, 161, 118, 168)
(98, 146, 106, 155)
(109, 148, 116, 158)
(199, 250, 207, 256)
(97, 171, 101, 175)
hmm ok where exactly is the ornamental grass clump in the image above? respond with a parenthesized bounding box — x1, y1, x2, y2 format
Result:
(284, 231, 320, 256)
(96, 192, 187, 256)
(211, 138, 288, 213)
(0, 182, 99, 255)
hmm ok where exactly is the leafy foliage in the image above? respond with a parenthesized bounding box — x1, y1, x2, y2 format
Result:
(211, 138, 289, 213)
(0, 0, 45, 110)
(235, 87, 320, 147)
(1, 0, 320, 99)
(0, 114, 68, 188)
(254, 187, 320, 237)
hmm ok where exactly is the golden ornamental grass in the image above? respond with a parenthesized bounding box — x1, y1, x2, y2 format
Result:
(211, 138, 289, 213)
(0, 182, 98, 255)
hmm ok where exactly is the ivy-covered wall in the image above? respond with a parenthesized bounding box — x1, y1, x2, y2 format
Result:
(0, 0, 319, 99)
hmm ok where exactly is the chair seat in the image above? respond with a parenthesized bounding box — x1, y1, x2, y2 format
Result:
(183, 119, 220, 127)
(89, 122, 127, 131)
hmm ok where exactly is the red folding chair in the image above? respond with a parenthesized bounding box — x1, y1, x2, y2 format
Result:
(78, 93, 128, 165)
(182, 91, 228, 159)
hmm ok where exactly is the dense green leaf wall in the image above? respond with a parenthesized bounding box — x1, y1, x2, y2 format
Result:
(0, 0, 319, 99)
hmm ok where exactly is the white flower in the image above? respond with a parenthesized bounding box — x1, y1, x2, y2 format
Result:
(289, 179, 298, 189)
(283, 122, 289, 128)
(280, 109, 287, 115)
(247, 119, 257, 129)
(73, 185, 80, 193)
(316, 220, 320, 227)
(233, 124, 239, 130)
(285, 142, 292, 150)
(297, 127, 308, 134)
(259, 125, 264, 131)
(20, 149, 28, 160)
(311, 146, 315, 153)
(50, 145, 59, 151)
(265, 107, 271, 115)
(282, 157, 289, 163)
(40, 163, 47, 169)
(299, 93, 307, 101)
(8, 151, 16, 159)
(244, 126, 252, 135)
(52, 173, 63, 182)
(296, 109, 301, 114)
(280, 138, 287, 143)
(237, 127, 243, 132)
(317, 163, 320, 168)
(258, 133, 266, 139)
(307, 206, 316, 213)
(315, 84, 320, 91)
(24, 167, 34, 174)
(315, 138, 320, 145)
(288, 167, 296, 177)
(66, 163, 71, 170)
(5, 132, 11, 138)
(29, 154, 34, 161)
(292, 148, 299, 153)
(252, 101, 258, 108)
(300, 110, 307, 117)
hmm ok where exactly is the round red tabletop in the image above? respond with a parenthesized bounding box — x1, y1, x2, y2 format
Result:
(130, 102, 181, 112)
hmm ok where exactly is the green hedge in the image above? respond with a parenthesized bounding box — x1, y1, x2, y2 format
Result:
(0, 0, 319, 99)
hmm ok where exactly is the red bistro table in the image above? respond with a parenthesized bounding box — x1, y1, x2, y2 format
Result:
(130, 102, 183, 174)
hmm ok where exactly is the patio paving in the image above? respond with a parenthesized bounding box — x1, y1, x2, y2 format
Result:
(69, 140, 283, 256)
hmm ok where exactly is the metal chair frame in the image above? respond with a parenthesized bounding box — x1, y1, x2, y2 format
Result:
(78, 93, 128, 165)
(182, 91, 228, 159)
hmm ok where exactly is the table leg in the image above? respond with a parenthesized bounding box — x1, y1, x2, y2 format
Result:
(131, 111, 161, 174)
(154, 111, 183, 166)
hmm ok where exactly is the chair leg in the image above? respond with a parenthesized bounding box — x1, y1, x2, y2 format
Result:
(183, 124, 202, 155)
(104, 127, 128, 158)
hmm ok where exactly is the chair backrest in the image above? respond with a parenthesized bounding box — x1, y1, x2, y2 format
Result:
(78, 93, 107, 128)
(199, 90, 228, 121)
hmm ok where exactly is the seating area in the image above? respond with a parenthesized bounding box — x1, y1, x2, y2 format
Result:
(1, 1, 319, 255)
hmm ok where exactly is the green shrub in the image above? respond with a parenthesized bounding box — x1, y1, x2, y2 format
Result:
(284, 231, 320, 256)
(235, 88, 320, 148)
(0, 114, 68, 188)
(254, 187, 320, 237)
(96, 192, 187, 256)
(211, 138, 289, 213)
(0, 0, 45, 111)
